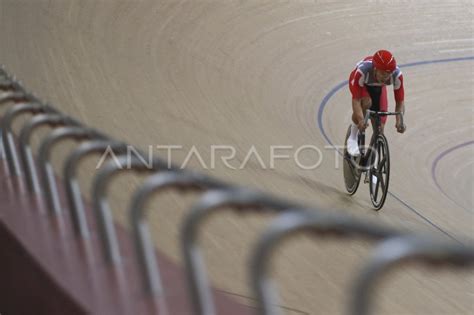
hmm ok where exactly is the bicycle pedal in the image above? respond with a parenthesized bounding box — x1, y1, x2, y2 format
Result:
(363, 173, 370, 184)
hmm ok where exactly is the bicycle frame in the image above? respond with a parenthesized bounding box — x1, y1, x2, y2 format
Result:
(358, 110, 404, 170)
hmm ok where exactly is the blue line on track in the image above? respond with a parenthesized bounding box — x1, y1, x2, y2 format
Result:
(431, 140, 474, 214)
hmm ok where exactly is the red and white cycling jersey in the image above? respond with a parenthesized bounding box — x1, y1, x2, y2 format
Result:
(349, 56, 404, 102)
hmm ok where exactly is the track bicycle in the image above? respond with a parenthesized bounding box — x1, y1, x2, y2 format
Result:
(343, 110, 404, 210)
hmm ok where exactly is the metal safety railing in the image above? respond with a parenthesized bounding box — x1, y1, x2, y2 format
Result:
(0, 65, 472, 315)
(350, 235, 474, 315)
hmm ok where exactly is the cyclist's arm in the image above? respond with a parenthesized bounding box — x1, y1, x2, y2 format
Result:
(395, 100, 404, 123)
(393, 72, 405, 125)
(393, 72, 404, 105)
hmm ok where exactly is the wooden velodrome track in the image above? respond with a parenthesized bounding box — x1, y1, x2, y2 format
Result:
(0, 1, 473, 314)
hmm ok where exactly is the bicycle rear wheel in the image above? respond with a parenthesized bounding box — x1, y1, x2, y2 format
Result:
(343, 125, 361, 195)
(369, 134, 390, 210)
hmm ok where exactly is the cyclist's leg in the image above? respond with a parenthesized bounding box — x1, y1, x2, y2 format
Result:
(351, 96, 371, 124)
(366, 85, 383, 134)
(349, 70, 372, 125)
(349, 93, 371, 156)
(348, 72, 371, 156)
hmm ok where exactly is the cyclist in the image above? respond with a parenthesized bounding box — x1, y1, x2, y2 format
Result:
(347, 50, 406, 156)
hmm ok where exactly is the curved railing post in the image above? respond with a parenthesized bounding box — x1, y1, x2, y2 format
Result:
(63, 140, 129, 238)
(0, 66, 24, 91)
(350, 235, 474, 315)
(0, 90, 34, 105)
(0, 65, 11, 78)
(0, 91, 36, 159)
(181, 188, 300, 315)
(1, 102, 56, 176)
(128, 171, 228, 295)
(91, 155, 172, 265)
(250, 211, 401, 315)
(0, 78, 12, 88)
(18, 114, 80, 193)
(37, 126, 107, 215)
(0, 78, 24, 91)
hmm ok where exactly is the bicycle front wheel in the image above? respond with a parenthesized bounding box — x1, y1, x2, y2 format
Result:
(369, 134, 390, 210)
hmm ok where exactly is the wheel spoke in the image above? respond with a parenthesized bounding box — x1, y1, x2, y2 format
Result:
(379, 143, 387, 192)
(374, 172, 380, 201)
(378, 156, 386, 170)
(379, 172, 385, 192)
(377, 141, 382, 168)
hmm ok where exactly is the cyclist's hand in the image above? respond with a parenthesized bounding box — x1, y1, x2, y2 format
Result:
(396, 122, 406, 133)
(357, 120, 368, 131)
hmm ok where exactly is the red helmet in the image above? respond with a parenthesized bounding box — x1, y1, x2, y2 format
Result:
(372, 50, 396, 72)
